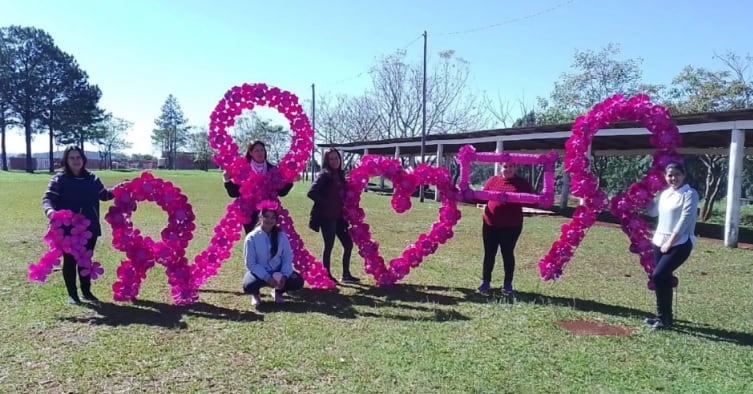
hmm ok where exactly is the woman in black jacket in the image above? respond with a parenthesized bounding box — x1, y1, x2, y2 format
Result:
(223, 140, 294, 234)
(42, 146, 115, 305)
(307, 148, 359, 284)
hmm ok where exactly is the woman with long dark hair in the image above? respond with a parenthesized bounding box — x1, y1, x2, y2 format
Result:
(307, 148, 359, 283)
(242, 205, 304, 306)
(223, 140, 294, 234)
(645, 162, 699, 330)
(42, 146, 115, 305)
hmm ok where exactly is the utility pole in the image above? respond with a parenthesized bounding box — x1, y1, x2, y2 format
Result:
(419, 30, 428, 202)
(311, 83, 316, 182)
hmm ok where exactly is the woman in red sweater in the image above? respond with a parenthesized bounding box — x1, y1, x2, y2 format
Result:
(477, 162, 532, 295)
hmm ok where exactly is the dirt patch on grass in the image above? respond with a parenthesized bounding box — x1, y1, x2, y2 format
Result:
(557, 319, 634, 336)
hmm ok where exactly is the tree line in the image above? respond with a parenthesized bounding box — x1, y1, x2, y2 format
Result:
(314, 43, 753, 221)
(0, 25, 134, 172)
(3, 26, 752, 222)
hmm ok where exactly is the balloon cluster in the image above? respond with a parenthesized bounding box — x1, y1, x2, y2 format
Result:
(538, 94, 682, 288)
(343, 155, 462, 286)
(28, 210, 102, 282)
(456, 144, 558, 207)
(105, 171, 198, 304)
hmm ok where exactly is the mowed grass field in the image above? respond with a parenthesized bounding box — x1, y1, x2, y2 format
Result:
(1, 169, 752, 393)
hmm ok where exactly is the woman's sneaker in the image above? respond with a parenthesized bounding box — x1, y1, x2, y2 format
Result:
(651, 320, 673, 330)
(82, 292, 100, 303)
(502, 282, 514, 296)
(476, 281, 491, 294)
(271, 289, 284, 304)
(341, 274, 361, 284)
(250, 293, 261, 307)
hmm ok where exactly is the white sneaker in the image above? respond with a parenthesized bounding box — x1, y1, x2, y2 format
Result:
(250, 293, 261, 307)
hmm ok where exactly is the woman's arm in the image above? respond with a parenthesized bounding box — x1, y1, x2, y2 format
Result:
(223, 172, 241, 198)
(278, 232, 294, 277)
(646, 198, 659, 217)
(307, 172, 328, 202)
(41, 174, 61, 218)
(244, 234, 271, 281)
(94, 175, 115, 201)
(278, 182, 294, 197)
(671, 189, 699, 237)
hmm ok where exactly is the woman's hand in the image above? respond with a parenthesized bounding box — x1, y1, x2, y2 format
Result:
(271, 272, 286, 289)
(660, 241, 672, 254)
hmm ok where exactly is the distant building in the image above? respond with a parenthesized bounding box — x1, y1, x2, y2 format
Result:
(8, 150, 101, 171)
(8, 150, 157, 171)
(158, 152, 219, 170)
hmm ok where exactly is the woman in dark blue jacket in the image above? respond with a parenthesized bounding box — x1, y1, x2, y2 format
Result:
(223, 140, 294, 234)
(42, 146, 115, 305)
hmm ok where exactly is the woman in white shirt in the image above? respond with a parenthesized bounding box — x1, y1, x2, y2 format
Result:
(242, 206, 304, 306)
(645, 162, 699, 330)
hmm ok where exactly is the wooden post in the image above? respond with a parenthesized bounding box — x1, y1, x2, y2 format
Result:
(559, 171, 570, 209)
(580, 146, 592, 206)
(394, 146, 401, 159)
(435, 144, 444, 201)
(494, 140, 504, 175)
(724, 129, 745, 248)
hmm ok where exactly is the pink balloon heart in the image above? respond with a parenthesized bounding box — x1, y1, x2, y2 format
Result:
(343, 155, 462, 286)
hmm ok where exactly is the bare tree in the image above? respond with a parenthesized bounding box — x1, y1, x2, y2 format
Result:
(188, 126, 212, 171)
(94, 114, 132, 169)
(713, 51, 753, 108)
(668, 52, 753, 220)
(230, 112, 290, 163)
(317, 49, 488, 145)
(482, 90, 514, 128)
(314, 94, 381, 144)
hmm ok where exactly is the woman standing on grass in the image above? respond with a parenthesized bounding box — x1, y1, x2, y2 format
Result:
(645, 162, 699, 330)
(42, 146, 115, 305)
(307, 148, 359, 284)
(242, 205, 304, 306)
(223, 140, 294, 235)
(475, 162, 533, 296)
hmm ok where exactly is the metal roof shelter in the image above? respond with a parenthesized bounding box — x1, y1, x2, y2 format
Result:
(318, 109, 753, 248)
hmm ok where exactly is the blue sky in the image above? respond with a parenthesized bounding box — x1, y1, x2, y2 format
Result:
(2, 0, 752, 155)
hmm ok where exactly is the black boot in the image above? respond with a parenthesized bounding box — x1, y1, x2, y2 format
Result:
(653, 286, 673, 330)
(62, 255, 80, 304)
(80, 275, 100, 303)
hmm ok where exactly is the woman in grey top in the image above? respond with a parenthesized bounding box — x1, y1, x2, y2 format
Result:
(645, 162, 699, 330)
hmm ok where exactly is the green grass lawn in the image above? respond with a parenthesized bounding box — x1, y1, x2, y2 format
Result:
(1, 169, 752, 393)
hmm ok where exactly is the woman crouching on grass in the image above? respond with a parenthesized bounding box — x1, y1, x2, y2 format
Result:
(242, 202, 304, 307)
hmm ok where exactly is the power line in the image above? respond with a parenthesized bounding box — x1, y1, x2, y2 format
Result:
(327, 34, 423, 87)
(324, 0, 575, 88)
(437, 0, 576, 36)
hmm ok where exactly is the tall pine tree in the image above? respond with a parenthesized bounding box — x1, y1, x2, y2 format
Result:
(153, 94, 188, 169)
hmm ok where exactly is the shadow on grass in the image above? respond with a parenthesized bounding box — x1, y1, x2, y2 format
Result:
(60, 299, 263, 329)
(670, 323, 753, 347)
(199, 288, 244, 296)
(507, 290, 648, 318)
(505, 290, 753, 347)
(259, 283, 472, 322)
